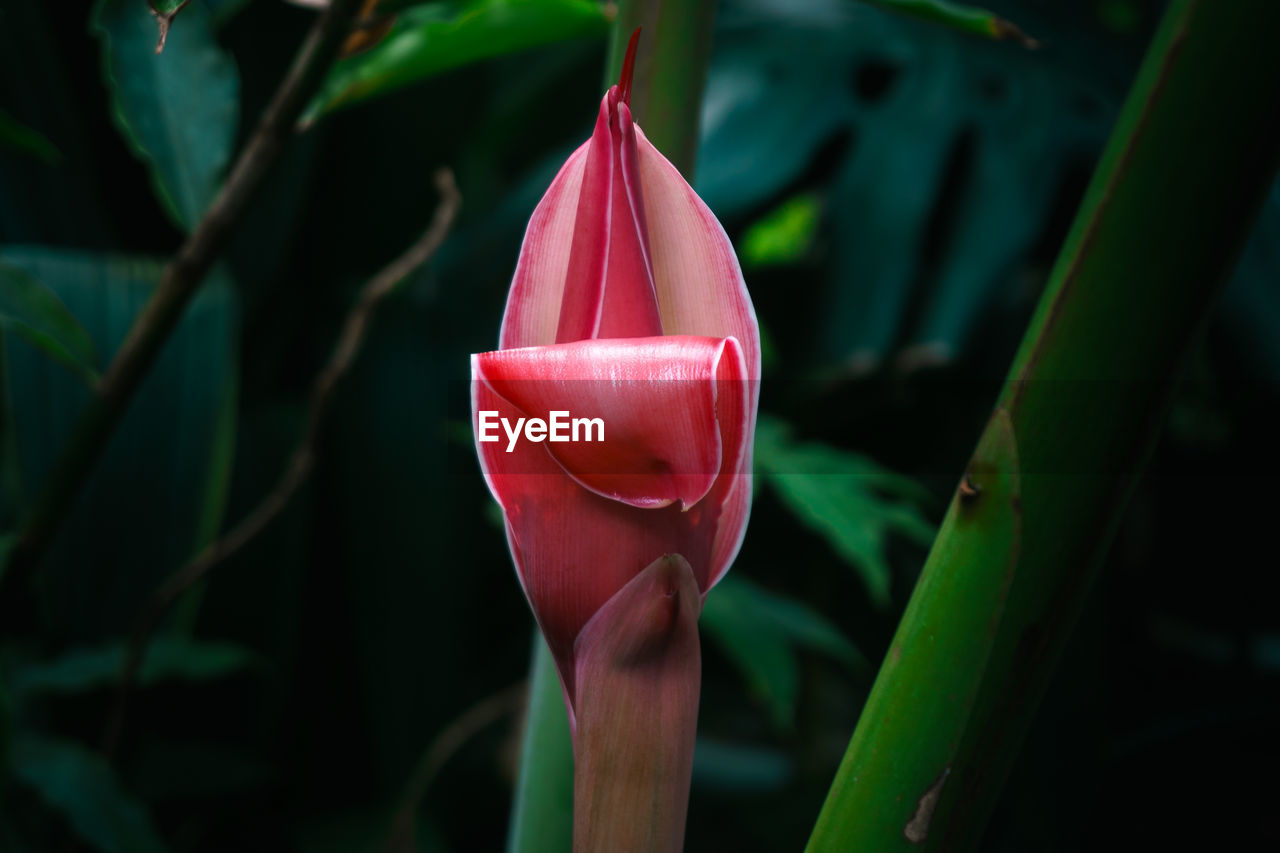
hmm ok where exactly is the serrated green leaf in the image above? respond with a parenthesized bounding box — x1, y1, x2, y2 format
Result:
(702, 574, 867, 729)
(92, 0, 239, 230)
(0, 262, 98, 387)
(1, 247, 238, 641)
(303, 0, 612, 124)
(8, 638, 259, 702)
(754, 416, 935, 607)
(11, 733, 170, 853)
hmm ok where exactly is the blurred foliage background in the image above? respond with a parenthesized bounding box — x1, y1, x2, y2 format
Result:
(0, 0, 1277, 849)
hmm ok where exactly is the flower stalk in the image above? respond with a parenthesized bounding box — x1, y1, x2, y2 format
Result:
(487, 6, 746, 851)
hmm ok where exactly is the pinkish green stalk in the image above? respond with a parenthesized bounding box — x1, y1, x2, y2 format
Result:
(572, 555, 701, 852)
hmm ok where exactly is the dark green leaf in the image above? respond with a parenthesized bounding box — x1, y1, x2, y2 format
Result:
(862, 0, 1036, 45)
(8, 638, 259, 702)
(699, 2, 1115, 368)
(1, 247, 238, 641)
(702, 574, 867, 729)
(0, 262, 98, 387)
(11, 733, 170, 853)
(92, 0, 239, 229)
(0, 107, 60, 165)
(754, 416, 935, 607)
(302, 0, 612, 124)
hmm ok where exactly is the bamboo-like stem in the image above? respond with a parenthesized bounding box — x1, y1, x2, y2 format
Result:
(807, 1, 1280, 849)
(2, 0, 362, 585)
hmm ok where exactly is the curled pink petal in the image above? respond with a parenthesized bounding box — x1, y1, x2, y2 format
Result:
(471, 335, 749, 685)
(475, 336, 740, 510)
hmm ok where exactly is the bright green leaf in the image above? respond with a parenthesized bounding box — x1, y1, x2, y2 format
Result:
(11, 733, 170, 853)
(92, 0, 239, 229)
(303, 0, 612, 124)
(740, 192, 822, 269)
(8, 638, 259, 702)
(0, 262, 99, 387)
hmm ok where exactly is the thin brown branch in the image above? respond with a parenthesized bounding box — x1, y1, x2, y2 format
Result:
(3, 0, 361, 589)
(101, 169, 462, 759)
(147, 0, 193, 54)
(383, 683, 529, 853)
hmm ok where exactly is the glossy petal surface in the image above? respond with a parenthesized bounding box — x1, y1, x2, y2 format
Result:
(472, 336, 748, 678)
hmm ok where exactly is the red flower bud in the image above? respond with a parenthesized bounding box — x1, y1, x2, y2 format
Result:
(472, 35, 760, 726)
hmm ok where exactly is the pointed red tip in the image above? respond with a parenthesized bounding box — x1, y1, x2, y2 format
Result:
(618, 27, 642, 106)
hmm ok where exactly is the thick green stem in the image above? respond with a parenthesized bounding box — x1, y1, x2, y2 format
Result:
(807, 0, 1280, 849)
(505, 636, 575, 853)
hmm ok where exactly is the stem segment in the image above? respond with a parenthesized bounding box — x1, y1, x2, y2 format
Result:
(572, 554, 702, 853)
(807, 0, 1280, 849)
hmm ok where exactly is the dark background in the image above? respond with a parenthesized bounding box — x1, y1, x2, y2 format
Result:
(1, 0, 1277, 849)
